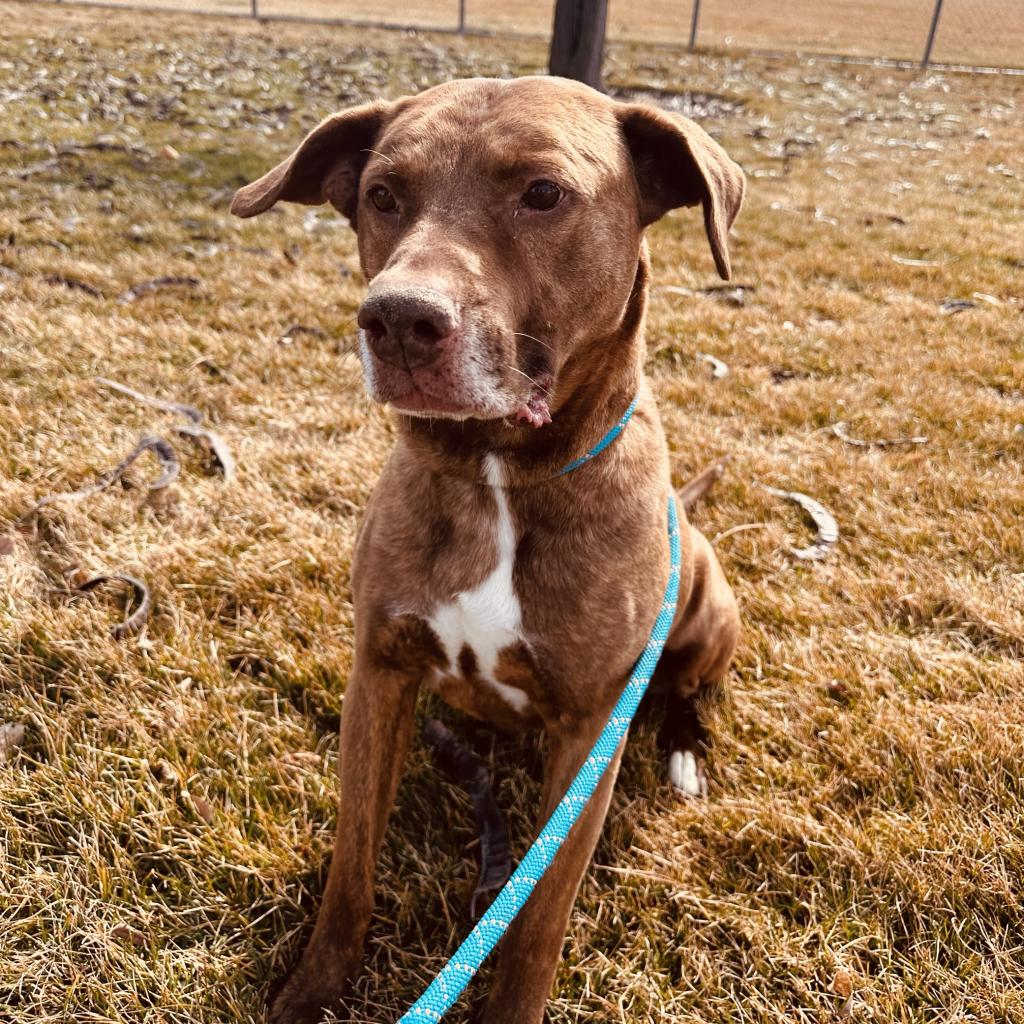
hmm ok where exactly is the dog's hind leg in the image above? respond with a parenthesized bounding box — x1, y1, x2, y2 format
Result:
(654, 522, 739, 798)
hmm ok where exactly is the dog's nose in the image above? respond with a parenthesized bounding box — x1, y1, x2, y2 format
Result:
(357, 286, 458, 370)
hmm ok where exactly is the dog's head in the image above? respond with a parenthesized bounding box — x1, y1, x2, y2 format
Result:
(232, 77, 744, 426)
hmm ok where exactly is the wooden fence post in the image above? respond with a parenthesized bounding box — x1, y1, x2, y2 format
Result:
(549, 0, 608, 91)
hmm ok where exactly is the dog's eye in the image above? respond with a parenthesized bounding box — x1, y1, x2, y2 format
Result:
(522, 180, 562, 211)
(368, 185, 397, 213)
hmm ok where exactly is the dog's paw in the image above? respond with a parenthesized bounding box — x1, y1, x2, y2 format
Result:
(668, 749, 708, 799)
(267, 960, 347, 1024)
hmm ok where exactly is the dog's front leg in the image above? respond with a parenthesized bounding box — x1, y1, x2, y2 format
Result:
(480, 722, 627, 1024)
(269, 665, 420, 1024)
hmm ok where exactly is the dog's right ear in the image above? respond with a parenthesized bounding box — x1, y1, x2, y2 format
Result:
(230, 100, 391, 224)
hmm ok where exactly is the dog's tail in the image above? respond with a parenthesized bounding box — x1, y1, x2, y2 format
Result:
(422, 718, 512, 920)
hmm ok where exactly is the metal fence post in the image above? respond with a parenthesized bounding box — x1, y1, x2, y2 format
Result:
(922, 0, 945, 66)
(458, 0, 466, 33)
(688, 0, 701, 51)
(250, 0, 258, 18)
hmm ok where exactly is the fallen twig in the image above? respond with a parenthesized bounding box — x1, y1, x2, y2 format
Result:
(712, 522, 769, 545)
(97, 378, 235, 481)
(116, 275, 200, 304)
(96, 377, 202, 424)
(678, 457, 729, 511)
(939, 299, 976, 315)
(27, 435, 179, 516)
(422, 718, 511, 920)
(279, 324, 326, 345)
(41, 274, 105, 297)
(74, 573, 151, 638)
(188, 356, 236, 383)
(764, 485, 839, 561)
(891, 253, 960, 267)
(832, 422, 928, 448)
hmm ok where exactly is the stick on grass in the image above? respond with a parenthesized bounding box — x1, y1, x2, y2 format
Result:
(74, 572, 152, 639)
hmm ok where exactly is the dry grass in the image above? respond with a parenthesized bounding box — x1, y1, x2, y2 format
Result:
(2, 3, 1024, 1022)
(50, 0, 1024, 68)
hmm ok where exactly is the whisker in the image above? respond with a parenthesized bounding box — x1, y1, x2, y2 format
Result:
(361, 147, 394, 166)
(507, 365, 552, 395)
(512, 331, 553, 352)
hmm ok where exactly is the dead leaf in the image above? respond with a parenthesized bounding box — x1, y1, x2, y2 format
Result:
(188, 791, 215, 824)
(831, 968, 854, 998)
(175, 423, 236, 482)
(111, 924, 147, 948)
(764, 485, 840, 561)
(0, 535, 14, 557)
(0, 723, 27, 762)
(697, 352, 729, 379)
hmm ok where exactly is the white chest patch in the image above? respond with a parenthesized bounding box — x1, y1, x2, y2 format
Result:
(427, 455, 531, 713)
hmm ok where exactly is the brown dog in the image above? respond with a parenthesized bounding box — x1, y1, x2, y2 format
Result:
(232, 76, 743, 1024)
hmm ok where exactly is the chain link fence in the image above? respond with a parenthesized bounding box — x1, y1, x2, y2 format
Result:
(32, 0, 1024, 70)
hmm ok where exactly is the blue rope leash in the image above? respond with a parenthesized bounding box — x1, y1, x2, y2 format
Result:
(397, 394, 680, 1022)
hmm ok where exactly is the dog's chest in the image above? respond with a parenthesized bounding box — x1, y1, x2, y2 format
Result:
(424, 455, 533, 715)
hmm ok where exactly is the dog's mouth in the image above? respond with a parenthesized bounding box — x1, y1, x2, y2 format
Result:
(360, 330, 555, 429)
(388, 376, 553, 429)
(508, 376, 553, 429)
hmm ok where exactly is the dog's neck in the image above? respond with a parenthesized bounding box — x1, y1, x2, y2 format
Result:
(396, 254, 650, 487)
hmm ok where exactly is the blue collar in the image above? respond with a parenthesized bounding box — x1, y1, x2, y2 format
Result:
(556, 395, 639, 476)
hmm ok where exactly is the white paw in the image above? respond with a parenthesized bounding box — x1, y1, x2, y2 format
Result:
(668, 749, 707, 798)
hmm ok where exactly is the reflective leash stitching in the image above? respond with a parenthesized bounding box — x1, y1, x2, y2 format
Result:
(397, 394, 680, 1023)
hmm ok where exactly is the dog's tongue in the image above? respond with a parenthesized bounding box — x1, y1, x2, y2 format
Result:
(515, 392, 552, 429)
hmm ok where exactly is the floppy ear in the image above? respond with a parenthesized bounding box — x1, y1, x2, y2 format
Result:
(230, 100, 391, 224)
(618, 105, 745, 279)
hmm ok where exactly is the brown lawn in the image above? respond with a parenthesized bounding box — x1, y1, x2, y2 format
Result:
(2, 3, 1023, 1022)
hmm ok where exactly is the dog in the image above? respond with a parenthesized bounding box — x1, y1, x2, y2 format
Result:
(232, 75, 744, 1024)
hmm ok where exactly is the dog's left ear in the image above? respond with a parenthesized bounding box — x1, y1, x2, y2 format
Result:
(618, 105, 745, 279)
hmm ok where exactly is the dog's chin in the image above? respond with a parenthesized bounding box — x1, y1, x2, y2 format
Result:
(367, 376, 552, 428)
(387, 390, 486, 421)
(382, 390, 553, 428)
